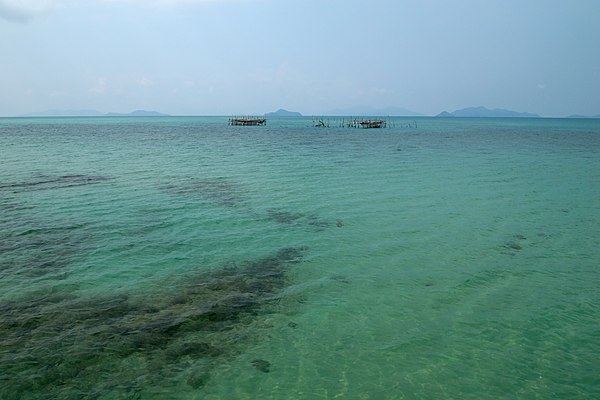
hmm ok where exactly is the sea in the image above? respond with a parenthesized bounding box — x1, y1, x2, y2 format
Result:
(1, 116, 599, 399)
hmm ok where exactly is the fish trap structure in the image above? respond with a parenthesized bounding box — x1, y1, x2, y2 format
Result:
(312, 117, 390, 129)
(228, 117, 267, 126)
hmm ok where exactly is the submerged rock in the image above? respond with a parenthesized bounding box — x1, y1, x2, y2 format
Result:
(251, 359, 271, 373)
(161, 178, 245, 207)
(306, 215, 331, 230)
(504, 242, 522, 251)
(500, 234, 530, 254)
(0, 174, 113, 192)
(187, 369, 211, 389)
(0, 221, 90, 279)
(265, 208, 342, 231)
(166, 341, 221, 360)
(266, 209, 304, 224)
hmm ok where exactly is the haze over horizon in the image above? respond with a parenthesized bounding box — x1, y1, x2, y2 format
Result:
(1, 0, 599, 117)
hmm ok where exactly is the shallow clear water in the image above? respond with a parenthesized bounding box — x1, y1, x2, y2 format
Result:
(1, 116, 599, 399)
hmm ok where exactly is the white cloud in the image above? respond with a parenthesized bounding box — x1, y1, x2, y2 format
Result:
(90, 78, 108, 94)
(103, 0, 233, 7)
(150, 0, 222, 4)
(0, 0, 61, 22)
(136, 77, 154, 87)
(0, 0, 235, 22)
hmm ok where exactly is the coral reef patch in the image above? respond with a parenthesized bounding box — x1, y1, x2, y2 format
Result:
(0, 246, 307, 399)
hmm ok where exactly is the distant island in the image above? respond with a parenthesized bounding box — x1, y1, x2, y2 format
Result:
(567, 114, 600, 119)
(436, 106, 539, 118)
(264, 109, 302, 117)
(20, 107, 598, 119)
(22, 109, 170, 117)
(326, 106, 422, 117)
(105, 110, 170, 117)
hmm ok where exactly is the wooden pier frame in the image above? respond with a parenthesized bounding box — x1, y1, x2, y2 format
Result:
(312, 117, 391, 129)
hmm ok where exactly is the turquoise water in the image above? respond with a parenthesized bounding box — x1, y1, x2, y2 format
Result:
(1, 116, 599, 399)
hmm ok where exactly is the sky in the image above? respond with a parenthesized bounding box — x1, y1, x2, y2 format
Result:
(1, 0, 599, 117)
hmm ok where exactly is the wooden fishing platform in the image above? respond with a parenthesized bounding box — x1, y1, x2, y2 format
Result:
(359, 120, 386, 129)
(228, 117, 266, 126)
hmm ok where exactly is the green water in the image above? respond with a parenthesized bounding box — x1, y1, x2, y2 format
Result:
(1, 117, 599, 399)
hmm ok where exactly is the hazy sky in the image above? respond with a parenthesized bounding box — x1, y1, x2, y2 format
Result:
(1, 0, 599, 116)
